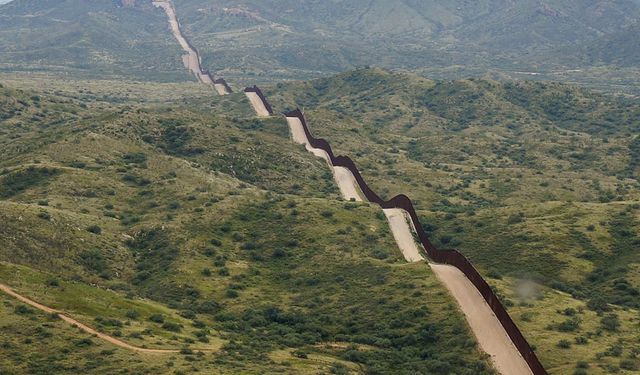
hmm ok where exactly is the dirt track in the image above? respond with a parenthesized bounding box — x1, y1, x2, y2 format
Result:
(214, 83, 228, 95)
(378, 210, 531, 374)
(153, 1, 211, 85)
(0, 283, 186, 354)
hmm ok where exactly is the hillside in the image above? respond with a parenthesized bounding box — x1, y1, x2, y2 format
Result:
(266, 68, 640, 373)
(0, 76, 496, 374)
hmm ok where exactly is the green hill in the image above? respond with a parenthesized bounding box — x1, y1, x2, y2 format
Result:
(0, 76, 495, 374)
(266, 68, 640, 373)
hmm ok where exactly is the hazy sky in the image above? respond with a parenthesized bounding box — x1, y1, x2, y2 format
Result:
(0, 0, 12, 3)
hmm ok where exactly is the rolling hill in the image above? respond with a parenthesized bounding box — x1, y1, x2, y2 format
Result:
(0, 73, 497, 374)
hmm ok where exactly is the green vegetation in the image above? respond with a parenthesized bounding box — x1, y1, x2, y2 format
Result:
(0, 76, 493, 374)
(268, 67, 640, 373)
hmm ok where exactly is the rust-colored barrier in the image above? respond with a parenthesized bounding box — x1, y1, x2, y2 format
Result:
(284, 108, 547, 375)
(244, 86, 274, 115)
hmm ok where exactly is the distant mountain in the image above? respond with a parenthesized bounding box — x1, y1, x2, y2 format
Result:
(0, 0, 183, 79)
(0, 0, 639, 89)
(585, 21, 640, 67)
(172, 0, 640, 90)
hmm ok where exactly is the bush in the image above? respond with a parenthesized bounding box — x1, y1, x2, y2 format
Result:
(292, 350, 308, 359)
(78, 249, 107, 273)
(600, 313, 620, 331)
(14, 305, 34, 315)
(125, 310, 140, 320)
(225, 289, 239, 298)
(487, 268, 503, 279)
(86, 225, 102, 235)
(557, 317, 581, 332)
(575, 336, 588, 345)
(74, 338, 93, 347)
(149, 314, 165, 324)
(507, 213, 524, 224)
(0, 167, 60, 198)
(620, 359, 639, 371)
(162, 322, 181, 332)
(557, 339, 571, 349)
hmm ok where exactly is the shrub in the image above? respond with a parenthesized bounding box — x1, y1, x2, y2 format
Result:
(557, 317, 581, 332)
(78, 249, 107, 273)
(487, 268, 503, 279)
(86, 225, 102, 234)
(574, 336, 588, 345)
(162, 322, 181, 332)
(557, 339, 571, 349)
(600, 313, 620, 331)
(0, 167, 60, 198)
(321, 210, 334, 218)
(14, 305, 34, 315)
(74, 338, 93, 347)
(122, 153, 147, 164)
(125, 310, 140, 320)
(225, 289, 239, 298)
(587, 296, 610, 312)
(149, 314, 165, 324)
(620, 359, 639, 371)
(507, 213, 524, 224)
(292, 350, 308, 359)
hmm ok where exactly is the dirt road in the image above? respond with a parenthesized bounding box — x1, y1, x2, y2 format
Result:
(378, 211, 532, 374)
(153, 1, 207, 84)
(286, 116, 362, 201)
(0, 282, 182, 354)
(286, 114, 531, 374)
(246, 91, 272, 117)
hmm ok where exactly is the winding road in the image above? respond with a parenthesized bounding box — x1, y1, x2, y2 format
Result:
(0, 283, 180, 354)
